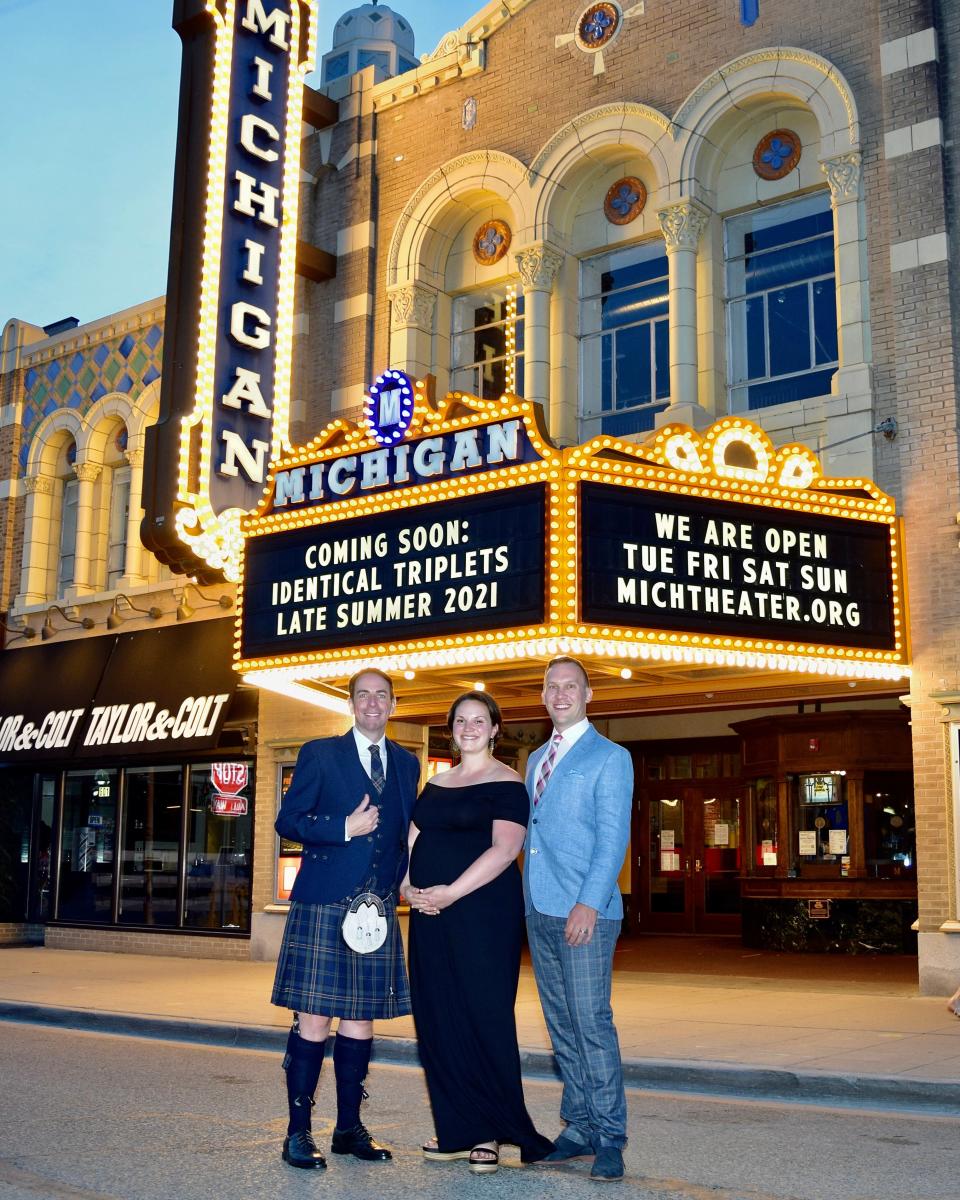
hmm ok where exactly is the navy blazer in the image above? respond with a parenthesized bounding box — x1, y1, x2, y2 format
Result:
(276, 731, 420, 905)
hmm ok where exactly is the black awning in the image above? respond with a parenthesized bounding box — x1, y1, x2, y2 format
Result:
(0, 619, 239, 763)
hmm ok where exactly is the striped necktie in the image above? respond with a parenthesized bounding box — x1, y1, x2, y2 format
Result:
(534, 733, 563, 805)
(369, 743, 385, 795)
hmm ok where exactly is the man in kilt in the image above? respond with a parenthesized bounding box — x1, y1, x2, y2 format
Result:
(272, 668, 420, 1170)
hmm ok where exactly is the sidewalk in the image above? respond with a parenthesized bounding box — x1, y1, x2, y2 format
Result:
(2, 936, 958, 1114)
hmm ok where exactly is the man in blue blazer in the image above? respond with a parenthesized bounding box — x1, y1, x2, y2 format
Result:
(524, 656, 633, 1182)
(271, 669, 420, 1170)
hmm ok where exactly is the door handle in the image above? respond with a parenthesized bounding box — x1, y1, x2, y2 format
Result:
(694, 858, 702, 873)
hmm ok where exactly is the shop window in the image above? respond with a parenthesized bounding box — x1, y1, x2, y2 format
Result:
(275, 762, 300, 902)
(58, 769, 118, 923)
(702, 791, 742, 914)
(751, 776, 778, 870)
(57, 478, 79, 595)
(580, 241, 669, 438)
(725, 192, 838, 412)
(119, 766, 183, 927)
(451, 285, 524, 399)
(106, 466, 131, 589)
(791, 771, 848, 869)
(184, 763, 253, 931)
(863, 771, 915, 879)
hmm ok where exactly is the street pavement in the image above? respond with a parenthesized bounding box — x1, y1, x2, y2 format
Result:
(1, 1023, 958, 1200)
(1, 934, 958, 1114)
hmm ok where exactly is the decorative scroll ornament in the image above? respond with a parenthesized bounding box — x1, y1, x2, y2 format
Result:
(515, 244, 565, 291)
(74, 462, 102, 484)
(657, 201, 710, 251)
(753, 129, 801, 180)
(556, 1, 645, 76)
(604, 177, 647, 225)
(389, 284, 437, 330)
(820, 152, 862, 203)
(24, 474, 54, 496)
(473, 219, 512, 265)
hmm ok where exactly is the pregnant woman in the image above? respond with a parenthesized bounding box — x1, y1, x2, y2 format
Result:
(404, 690, 553, 1174)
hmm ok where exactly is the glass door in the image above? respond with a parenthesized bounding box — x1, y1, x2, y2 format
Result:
(640, 783, 743, 934)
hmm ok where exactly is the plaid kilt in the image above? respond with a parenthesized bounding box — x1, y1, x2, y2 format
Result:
(271, 897, 411, 1019)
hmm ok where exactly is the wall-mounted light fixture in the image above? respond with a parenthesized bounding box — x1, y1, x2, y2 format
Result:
(106, 594, 164, 630)
(176, 583, 234, 622)
(41, 604, 96, 640)
(0, 613, 37, 644)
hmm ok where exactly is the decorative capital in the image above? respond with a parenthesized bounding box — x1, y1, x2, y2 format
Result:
(125, 447, 145, 468)
(820, 152, 862, 203)
(24, 474, 54, 496)
(389, 284, 437, 332)
(514, 243, 565, 291)
(657, 200, 710, 251)
(74, 461, 102, 484)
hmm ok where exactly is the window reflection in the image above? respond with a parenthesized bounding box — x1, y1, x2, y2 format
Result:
(59, 769, 117, 923)
(185, 764, 253, 931)
(119, 766, 182, 927)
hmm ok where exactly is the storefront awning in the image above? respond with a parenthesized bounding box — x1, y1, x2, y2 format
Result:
(0, 619, 240, 762)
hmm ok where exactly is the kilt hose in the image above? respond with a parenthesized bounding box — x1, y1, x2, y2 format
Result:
(272, 897, 411, 1020)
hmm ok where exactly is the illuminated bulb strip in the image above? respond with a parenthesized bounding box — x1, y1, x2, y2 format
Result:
(504, 284, 517, 395)
(239, 636, 910, 690)
(174, 0, 317, 578)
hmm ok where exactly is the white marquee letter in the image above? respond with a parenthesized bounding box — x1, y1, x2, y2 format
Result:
(230, 302, 272, 350)
(220, 431, 270, 482)
(221, 366, 273, 417)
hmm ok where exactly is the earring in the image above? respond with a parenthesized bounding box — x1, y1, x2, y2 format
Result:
(487, 737, 496, 752)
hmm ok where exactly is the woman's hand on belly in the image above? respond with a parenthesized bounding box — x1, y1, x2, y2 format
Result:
(407, 883, 456, 916)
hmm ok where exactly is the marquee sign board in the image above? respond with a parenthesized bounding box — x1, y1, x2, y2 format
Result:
(142, 0, 318, 583)
(564, 420, 906, 669)
(235, 382, 908, 692)
(580, 483, 897, 651)
(236, 380, 562, 677)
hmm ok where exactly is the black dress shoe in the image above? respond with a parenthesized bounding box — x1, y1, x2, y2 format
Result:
(331, 1122, 393, 1161)
(282, 1130, 327, 1169)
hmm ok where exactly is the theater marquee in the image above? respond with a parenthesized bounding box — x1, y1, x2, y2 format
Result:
(235, 379, 908, 705)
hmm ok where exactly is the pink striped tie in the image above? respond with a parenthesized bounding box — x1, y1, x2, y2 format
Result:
(534, 733, 563, 805)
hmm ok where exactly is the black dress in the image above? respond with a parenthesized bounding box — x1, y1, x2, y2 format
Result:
(408, 779, 554, 1161)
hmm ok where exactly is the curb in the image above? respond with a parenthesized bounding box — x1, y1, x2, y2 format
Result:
(2, 1000, 957, 1117)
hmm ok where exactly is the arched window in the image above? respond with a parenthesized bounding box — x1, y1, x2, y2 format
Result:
(451, 284, 524, 398)
(579, 239, 670, 437)
(725, 192, 838, 412)
(56, 441, 79, 596)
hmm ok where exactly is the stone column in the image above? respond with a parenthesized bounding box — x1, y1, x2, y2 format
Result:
(656, 199, 711, 427)
(16, 474, 55, 606)
(387, 283, 436, 383)
(121, 447, 146, 586)
(514, 243, 564, 420)
(821, 152, 870, 392)
(70, 461, 101, 595)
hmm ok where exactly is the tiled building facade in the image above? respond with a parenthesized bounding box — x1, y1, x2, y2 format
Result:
(3, 0, 960, 990)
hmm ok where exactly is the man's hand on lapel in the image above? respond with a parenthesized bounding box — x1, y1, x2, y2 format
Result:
(347, 793, 379, 838)
(564, 902, 598, 946)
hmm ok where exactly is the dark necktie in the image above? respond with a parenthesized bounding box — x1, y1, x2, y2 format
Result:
(369, 743, 385, 795)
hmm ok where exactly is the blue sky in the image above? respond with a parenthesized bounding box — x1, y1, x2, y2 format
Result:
(0, 0, 462, 329)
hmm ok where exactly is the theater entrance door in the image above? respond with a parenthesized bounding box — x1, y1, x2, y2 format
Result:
(632, 742, 743, 935)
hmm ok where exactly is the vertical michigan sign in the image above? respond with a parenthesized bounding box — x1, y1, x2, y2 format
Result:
(142, 0, 317, 582)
